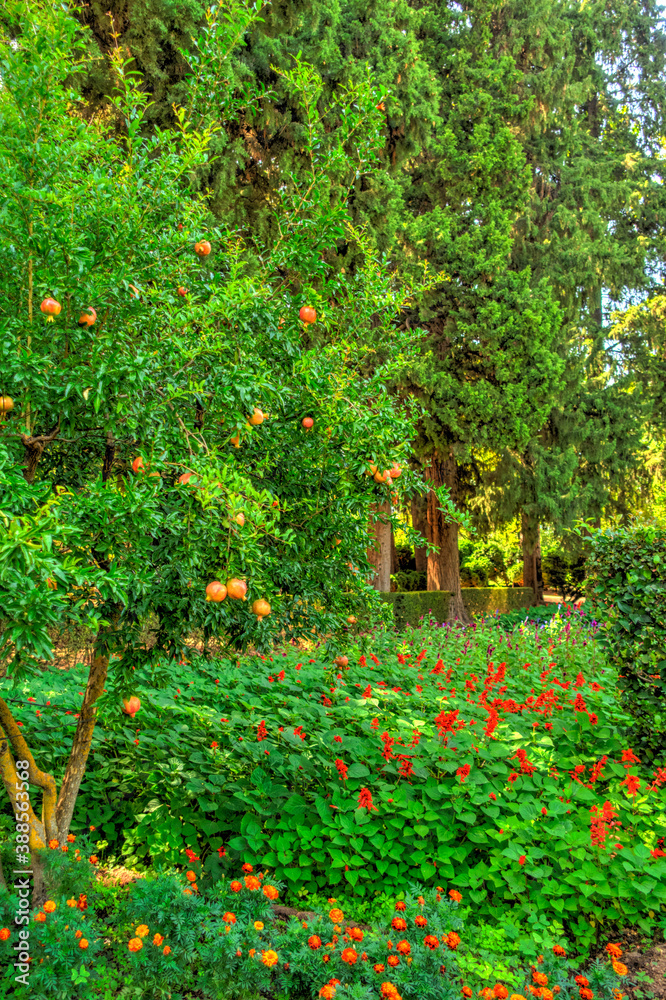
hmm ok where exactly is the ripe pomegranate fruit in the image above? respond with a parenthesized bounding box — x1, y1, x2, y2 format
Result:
(252, 598, 271, 620)
(78, 308, 97, 327)
(334, 655, 349, 668)
(374, 470, 392, 484)
(132, 456, 145, 474)
(299, 305, 316, 324)
(177, 286, 188, 297)
(0, 396, 14, 413)
(390, 464, 402, 479)
(40, 298, 61, 321)
(226, 578, 247, 600)
(122, 696, 141, 718)
(249, 408, 264, 425)
(195, 240, 211, 257)
(367, 463, 378, 476)
(230, 434, 240, 448)
(206, 581, 227, 602)
(235, 513, 245, 527)
(302, 417, 314, 429)
(347, 616, 357, 625)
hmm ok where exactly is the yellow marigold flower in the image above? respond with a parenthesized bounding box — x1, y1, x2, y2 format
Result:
(254, 921, 264, 930)
(262, 949, 278, 967)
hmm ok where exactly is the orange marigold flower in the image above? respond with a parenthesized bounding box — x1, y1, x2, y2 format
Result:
(79, 938, 89, 949)
(575, 977, 589, 988)
(186, 871, 197, 882)
(249, 948, 256, 957)
(463, 989, 473, 998)
(387, 955, 400, 967)
(329, 908, 344, 923)
(89, 855, 98, 865)
(34, 913, 46, 923)
(43, 901, 56, 913)
(153, 933, 164, 946)
(612, 992, 625, 1000)
(349, 927, 364, 942)
(415, 915, 427, 927)
(480, 990, 493, 1000)
(607, 944, 623, 959)
(61, 845, 69, 853)
(394, 901, 406, 911)
(424, 935, 439, 950)
(242, 863, 254, 872)
(183, 888, 193, 896)
(135, 925, 149, 938)
(223, 912, 237, 924)
(254, 921, 264, 931)
(75, 930, 83, 939)
(417, 895, 425, 905)
(322, 954, 330, 963)
(163, 945, 171, 956)
(48, 839, 59, 849)
(245, 876, 260, 891)
(396, 940, 411, 955)
(309, 935, 322, 949)
(449, 889, 462, 902)
(319, 988, 336, 999)
(0, 929, 10, 941)
(361, 951, 368, 960)
(128, 938, 143, 952)
(263, 884, 279, 900)
(391, 916, 407, 931)
(494, 985, 509, 998)
(553, 945, 566, 957)
(66, 899, 77, 908)
(613, 963, 628, 977)
(533, 973, 548, 986)
(374, 963, 386, 973)
(262, 949, 278, 967)
(341, 947, 358, 964)
(230, 880, 243, 892)
(67, 834, 76, 843)
(511, 995, 528, 1000)
(579, 991, 594, 1000)
(381, 985, 400, 999)
(448, 931, 461, 949)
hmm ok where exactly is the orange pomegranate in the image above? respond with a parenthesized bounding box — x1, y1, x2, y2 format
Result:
(347, 616, 357, 624)
(249, 408, 264, 425)
(227, 579, 247, 600)
(194, 240, 211, 257)
(299, 306, 316, 324)
(252, 598, 271, 620)
(206, 581, 227, 602)
(78, 308, 97, 327)
(230, 434, 240, 448)
(122, 696, 141, 718)
(235, 513, 245, 527)
(334, 655, 349, 668)
(367, 463, 378, 476)
(0, 396, 14, 413)
(132, 456, 145, 474)
(40, 298, 61, 321)
(177, 286, 188, 297)
(389, 464, 402, 479)
(302, 417, 314, 430)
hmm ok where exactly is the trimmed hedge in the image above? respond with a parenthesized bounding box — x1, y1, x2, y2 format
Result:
(380, 587, 535, 628)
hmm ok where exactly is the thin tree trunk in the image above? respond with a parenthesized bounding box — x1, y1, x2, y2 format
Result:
(55, 645, 110, 839)
(425, 455, 470, 622)
(368, 500, 392, 592)
(390, 529, 397, 576)
(411, 494, 427, 573)
(521, 511, 544, 603)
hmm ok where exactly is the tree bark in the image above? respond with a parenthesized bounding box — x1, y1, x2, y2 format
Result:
(368, 500, 392, 592)
(411, 494, 427, 573)
(521, 511, 544, 603)
(390, 529, 397, 576)
(55, 646, 110, 839)
(425, 455, 470, 622)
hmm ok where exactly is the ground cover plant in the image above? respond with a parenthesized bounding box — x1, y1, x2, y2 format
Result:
(4, 609, 664, 967)
(0, 854, 632, 999)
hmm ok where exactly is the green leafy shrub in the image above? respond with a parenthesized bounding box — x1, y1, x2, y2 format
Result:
(586, 520, 666, 760)
(10, 614, 666, 953)
(542, 549, 586, 603)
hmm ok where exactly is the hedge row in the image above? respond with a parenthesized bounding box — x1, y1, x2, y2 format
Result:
(379, 588, 535, 628)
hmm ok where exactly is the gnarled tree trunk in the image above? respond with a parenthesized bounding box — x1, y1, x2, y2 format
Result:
(521, 511, 544, 603)
(368, 500, 392, 591)
(425, 454, 470, 622)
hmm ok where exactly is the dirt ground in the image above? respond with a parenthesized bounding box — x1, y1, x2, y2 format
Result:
(594, 931, 666, 1000)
